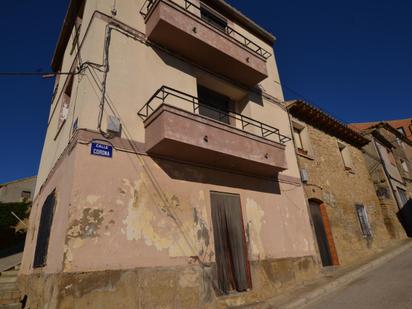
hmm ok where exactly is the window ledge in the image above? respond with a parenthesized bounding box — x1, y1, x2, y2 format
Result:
(296, 149, 314, 161)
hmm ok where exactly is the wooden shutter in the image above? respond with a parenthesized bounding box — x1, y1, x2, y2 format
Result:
(33, 190, 57, 268)
(210, 192, 251, 294)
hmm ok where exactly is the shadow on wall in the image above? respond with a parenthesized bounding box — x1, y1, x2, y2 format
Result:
(152, 48, 264, 106)
(397, 199, 412, 238)
(154, 158, 281, 194)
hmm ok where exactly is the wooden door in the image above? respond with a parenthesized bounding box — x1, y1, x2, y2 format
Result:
(309, 200, 334, 267)
(210, 192, 251, 294)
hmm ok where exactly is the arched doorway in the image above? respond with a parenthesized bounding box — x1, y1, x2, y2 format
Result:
(308, 199, 339, 267)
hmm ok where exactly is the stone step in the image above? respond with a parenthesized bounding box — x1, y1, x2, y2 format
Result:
(0, 298, 20, 306)
(0, 303, 21, 309)
(0, 277, 17, 284)
(0, 290, 20, 303)
(0, 284, 18, 292)
(0, 271, 18, 278)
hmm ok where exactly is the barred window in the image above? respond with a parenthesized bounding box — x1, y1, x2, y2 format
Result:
(356, 204, 372, 237)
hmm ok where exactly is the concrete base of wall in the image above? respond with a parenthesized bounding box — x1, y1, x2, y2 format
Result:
(17, 256, 319, 308)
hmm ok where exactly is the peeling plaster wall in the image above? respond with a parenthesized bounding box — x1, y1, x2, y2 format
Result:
(22, 136, 315, 276)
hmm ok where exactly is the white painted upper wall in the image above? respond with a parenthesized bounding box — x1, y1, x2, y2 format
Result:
(35, 0, 299, 196)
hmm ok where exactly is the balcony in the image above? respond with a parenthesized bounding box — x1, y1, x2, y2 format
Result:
(138, 86, 291, 178)
(140, 0, 270, 86)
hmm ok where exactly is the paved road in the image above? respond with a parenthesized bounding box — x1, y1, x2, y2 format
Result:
(305, 247, 412, 309)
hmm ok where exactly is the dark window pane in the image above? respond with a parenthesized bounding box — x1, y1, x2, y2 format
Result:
(200, 6, 227, 32)
(33, 190, 57, 268)
(197, 85, 230, 124)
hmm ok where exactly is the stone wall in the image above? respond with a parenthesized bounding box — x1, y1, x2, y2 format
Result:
(296, 123, 403, 266)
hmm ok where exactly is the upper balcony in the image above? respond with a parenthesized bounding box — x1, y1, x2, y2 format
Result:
(140, 0, 270, 87)
(138, 86, 291, 178)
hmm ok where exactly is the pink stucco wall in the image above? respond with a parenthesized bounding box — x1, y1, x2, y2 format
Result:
(21, 130, 315, 275)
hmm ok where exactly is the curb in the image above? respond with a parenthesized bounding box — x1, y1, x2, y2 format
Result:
(278, 240, 412, 308)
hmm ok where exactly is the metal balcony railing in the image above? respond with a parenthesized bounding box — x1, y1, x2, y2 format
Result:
(140, 0, 272, 59)
(138, 86, 291, 145)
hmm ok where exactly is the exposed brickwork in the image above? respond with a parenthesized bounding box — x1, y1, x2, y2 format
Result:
(296, 122, 403, 266)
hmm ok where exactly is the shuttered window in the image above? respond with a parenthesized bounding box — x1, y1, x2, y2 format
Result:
(33, 190, 57, 268)
(210, 192, 251, 294)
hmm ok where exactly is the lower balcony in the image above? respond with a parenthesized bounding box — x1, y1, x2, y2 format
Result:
(138, 86, 291, 178)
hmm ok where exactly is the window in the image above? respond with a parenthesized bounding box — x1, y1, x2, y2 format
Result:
(70, 1, 86, 55)
(293, 127, 303, 149)
(197, 85, 231, 124)
(58, 75, 74, 128)
(200, 4, 228, 32)
(21, 191, 31, 202)
(400, 159, 409, 173)
(292, 121, 311, 156)
(33, 190, 57, 268)
(338, 142, 353, 171)
(356, 204, 372, 237)
(398, 188, 409, 207)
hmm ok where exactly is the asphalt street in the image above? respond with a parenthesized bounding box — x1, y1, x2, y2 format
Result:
(305, 247, 412, 309)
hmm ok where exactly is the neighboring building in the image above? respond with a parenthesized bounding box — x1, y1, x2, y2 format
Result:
(20, 0, 318, 307)
(350, 122, 412, 236)
(0, 176, 37, 203)
(287, 101, 402, 267)
(351, 118, 412, 142)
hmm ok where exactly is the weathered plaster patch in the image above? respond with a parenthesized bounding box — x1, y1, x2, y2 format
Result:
(67, 208, 104, 239)
(246, 198, 265, 259)
(122, 177, 198, 257)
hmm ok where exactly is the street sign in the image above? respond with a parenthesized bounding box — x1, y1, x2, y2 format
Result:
(91, 142, 113, 158)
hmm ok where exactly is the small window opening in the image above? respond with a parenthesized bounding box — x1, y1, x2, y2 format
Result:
(356, 204, 372, 238)
(58, 75, 74, 127)
(197, 85, 231, 124)
(338, 142, 353, 171)
(200, 5, 228, 32)
(70, 1, 86, 55)
(21, 191, 31, 202)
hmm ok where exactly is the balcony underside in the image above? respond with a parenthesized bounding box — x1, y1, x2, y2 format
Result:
(145, 0, 268, 86)
(144, 105, 287, 178)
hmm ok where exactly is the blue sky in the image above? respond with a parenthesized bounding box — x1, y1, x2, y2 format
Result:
(0, 0, 411, 183)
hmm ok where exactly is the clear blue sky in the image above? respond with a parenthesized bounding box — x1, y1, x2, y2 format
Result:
(0, 1, 411, 183)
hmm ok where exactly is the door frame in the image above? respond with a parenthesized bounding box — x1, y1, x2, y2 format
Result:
(209, 191, 252, 293)
(308, 199, 340, 267)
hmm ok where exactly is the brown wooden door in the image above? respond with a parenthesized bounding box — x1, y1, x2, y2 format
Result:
(210, 192, 251, 294)
(309, 200, 334, 266)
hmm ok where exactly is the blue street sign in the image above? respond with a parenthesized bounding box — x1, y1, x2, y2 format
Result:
(91, 142, 113, 158)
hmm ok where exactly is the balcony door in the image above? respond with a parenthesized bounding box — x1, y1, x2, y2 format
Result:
(197, 85, 230, 124)
(210, 192, 251, 294)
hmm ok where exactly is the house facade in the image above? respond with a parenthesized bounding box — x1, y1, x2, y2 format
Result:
(287, 101, 403, 267)
(0, 176, 37, 203)
(351, 122, 412, 236)
(20, 0, 319, 307)
(352, 118, 412, 143)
